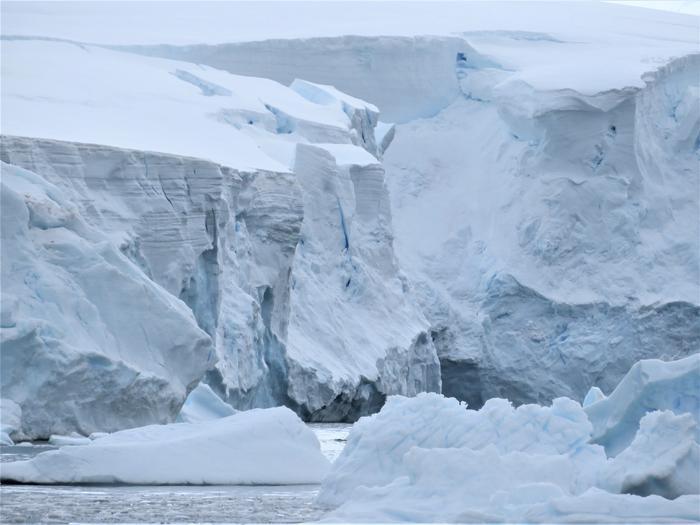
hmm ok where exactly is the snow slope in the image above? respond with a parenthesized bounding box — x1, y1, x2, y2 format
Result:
(1, 407, 330, 484)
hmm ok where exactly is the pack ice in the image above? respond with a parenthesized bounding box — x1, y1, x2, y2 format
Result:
(319, 355, 700, 522)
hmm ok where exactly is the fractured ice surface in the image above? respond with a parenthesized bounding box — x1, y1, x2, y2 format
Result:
(0, 38, 437, 435)
(1, 161, 213, 439)
(319, 356, 700, 522)
(585, 354, 700, 456)
(88, 4, 700, 408)
(1, 2, 698, 436)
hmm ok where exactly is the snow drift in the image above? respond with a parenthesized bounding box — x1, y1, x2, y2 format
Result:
(1, 407, 330, 485)
(319, 356, 700, 522)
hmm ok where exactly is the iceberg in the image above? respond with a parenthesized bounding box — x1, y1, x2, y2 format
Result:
(585, 354, 700, 456)
(1, 37, 438, 433)
(318, 393, 605, 507)
(600, 410, 699, 499)
(1, 407, 330, 485)
(320, 356, 700, 522)
(177, 383, 236, 424)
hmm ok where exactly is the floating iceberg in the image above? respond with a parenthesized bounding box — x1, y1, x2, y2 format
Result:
(320, 356, 700, 522)
(318, 393, 606, 507)
(2, 407, 330, 485)
(600, 410, 699, 499)
(177, 383, 236, 424)
(585, 354, 700, 456)
(48, 433, 92, 447)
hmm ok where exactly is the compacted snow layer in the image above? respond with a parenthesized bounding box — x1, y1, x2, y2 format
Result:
(1, 407, 330, 484)
(319, 357, 700, 522)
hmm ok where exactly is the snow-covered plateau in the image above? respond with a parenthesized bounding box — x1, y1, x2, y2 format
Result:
(1, 0, 698, 456)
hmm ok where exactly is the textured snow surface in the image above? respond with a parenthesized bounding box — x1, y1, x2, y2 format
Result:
(320, 357, 700, 522)
(1, 407, 330, 485)
(1, 40, 378, 172)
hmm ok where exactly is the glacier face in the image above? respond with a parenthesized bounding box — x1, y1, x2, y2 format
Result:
(1, 3, 698, 435)
(383, 52, 700, 407)
(0, 38, 439, 436)
(130, 31, 700, 407)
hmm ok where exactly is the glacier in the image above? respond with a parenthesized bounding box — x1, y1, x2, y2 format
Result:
(0, 38, 437, 437)
(0, 1, 698, 439)
(56, 4, 700, 408)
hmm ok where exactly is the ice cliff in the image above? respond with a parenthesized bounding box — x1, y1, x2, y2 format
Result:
(113, 23, 700, 407)
(0, 40, 437, 438)
(1, 2, 698, 436)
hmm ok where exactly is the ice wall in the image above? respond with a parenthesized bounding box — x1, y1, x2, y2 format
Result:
(1, 131, 438, 434)
(132, 35, 700, 407)
(0, 158, 214, 439)
(113, 36, 467, 123)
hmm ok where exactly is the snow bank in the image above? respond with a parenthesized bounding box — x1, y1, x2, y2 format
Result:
(177, 383, 236, 424)
(585, 354, 700, 456)
(0, 39, 381, 173)
(2, 407, 330, 485)
(320, 356, 700, 522)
